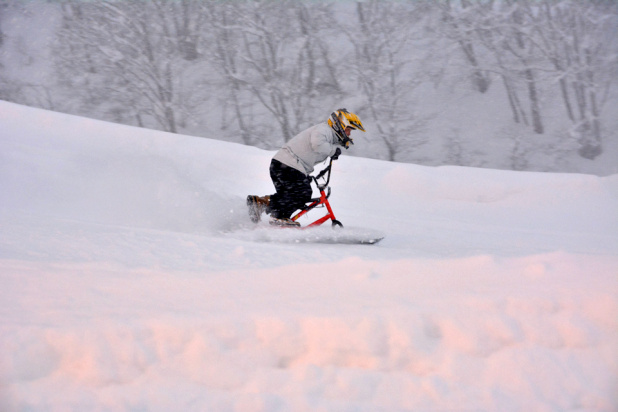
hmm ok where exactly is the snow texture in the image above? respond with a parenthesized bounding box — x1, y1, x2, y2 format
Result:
(1, 101, 617, 411)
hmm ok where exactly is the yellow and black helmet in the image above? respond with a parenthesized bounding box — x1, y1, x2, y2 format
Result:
(327, 108, 365, 149)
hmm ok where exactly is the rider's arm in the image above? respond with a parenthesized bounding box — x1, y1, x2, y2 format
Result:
(310, 128, 339, 161)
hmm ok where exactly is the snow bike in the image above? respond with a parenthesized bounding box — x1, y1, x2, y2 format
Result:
(245, 151, 383, 244)
(285, 153, 383, 244)
(290, 153, 343, 229)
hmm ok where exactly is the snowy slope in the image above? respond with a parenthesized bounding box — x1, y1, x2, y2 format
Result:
(1, 100, 617, 411)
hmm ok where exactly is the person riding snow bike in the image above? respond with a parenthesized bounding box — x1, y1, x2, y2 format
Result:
(247, 108, 365, 227)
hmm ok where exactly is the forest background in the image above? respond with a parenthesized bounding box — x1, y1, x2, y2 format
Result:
(1, 0, 617, 175)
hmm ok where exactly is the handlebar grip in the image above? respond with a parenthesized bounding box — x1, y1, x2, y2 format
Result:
(332, 147, 341, 160)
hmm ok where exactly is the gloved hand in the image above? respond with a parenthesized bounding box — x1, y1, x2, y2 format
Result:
(332, 147, 341, 160)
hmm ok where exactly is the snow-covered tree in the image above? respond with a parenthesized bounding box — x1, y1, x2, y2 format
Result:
(438, 0, 493, 94)
(53, 0, 210, 133)
(534, 0, 617, 159)
(436, 0, 617, 159)
(346, 0, 431, 161)
(2, 0, 616, 171)
(205, 1, 342, 146)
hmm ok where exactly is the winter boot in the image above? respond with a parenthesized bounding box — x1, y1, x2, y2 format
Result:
(269, 216, 301, 228)
(247, 195, 270, 223)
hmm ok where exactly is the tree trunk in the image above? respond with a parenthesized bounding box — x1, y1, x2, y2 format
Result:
(525, 68, 543, 134)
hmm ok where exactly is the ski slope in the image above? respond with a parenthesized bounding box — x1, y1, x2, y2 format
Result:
(1, 100, 617, 411)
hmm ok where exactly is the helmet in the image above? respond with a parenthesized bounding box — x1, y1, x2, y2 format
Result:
(327, 108, 365, 149)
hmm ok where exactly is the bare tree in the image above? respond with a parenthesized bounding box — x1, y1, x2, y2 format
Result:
(439, 0, 493, 94)
(445, 0, 617, 158)
(0, 0, 6, 49)
(346, 0, 430, 161)
(501, 0, 545, 134)
(206, 1, 342, 146)
(204, 2, 261, 146)
(534, 0, 617, 159)
(53, 0, 209, 133)
(441, 0, 547, 134)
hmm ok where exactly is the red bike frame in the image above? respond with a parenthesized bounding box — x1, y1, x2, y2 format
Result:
(290, 156, 343, 229)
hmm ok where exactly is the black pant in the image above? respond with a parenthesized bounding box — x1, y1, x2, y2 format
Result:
(268, 159, 312, 219)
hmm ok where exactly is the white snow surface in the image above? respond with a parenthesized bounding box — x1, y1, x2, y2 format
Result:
(1, 100, 617, 411)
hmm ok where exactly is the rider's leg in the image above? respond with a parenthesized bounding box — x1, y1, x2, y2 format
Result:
(268, 159, 312, 219)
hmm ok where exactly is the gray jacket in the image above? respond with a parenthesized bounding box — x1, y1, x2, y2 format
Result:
(273, 122, 342, 175)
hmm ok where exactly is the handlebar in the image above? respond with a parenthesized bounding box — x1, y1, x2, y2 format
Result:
(313, 151, 339, 188)
(315, 162, 331, 181)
